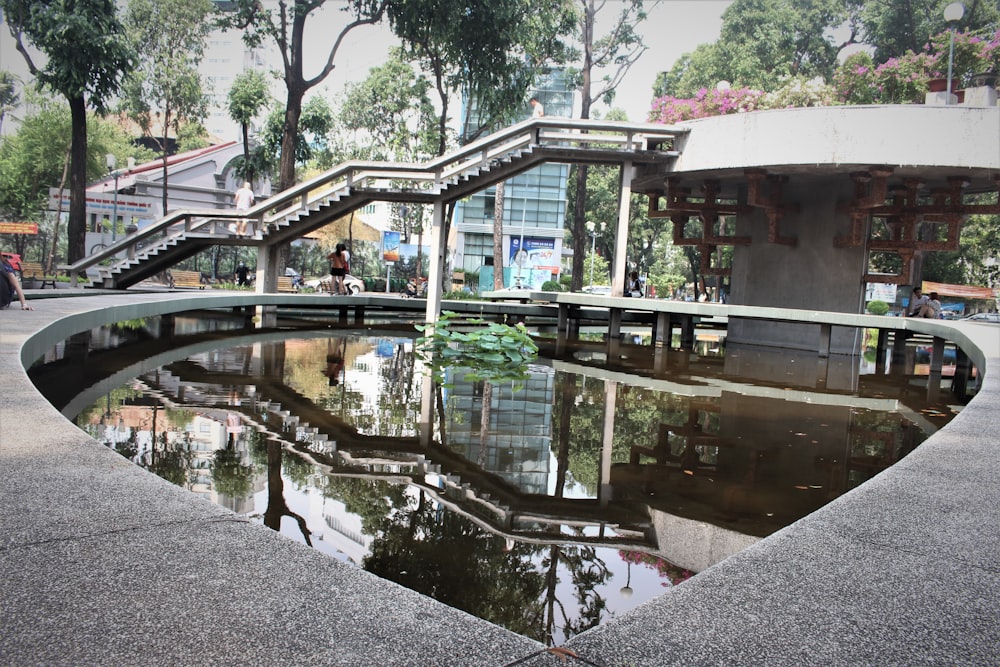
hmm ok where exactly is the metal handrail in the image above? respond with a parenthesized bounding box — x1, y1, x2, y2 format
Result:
(60, 118, 687, 286)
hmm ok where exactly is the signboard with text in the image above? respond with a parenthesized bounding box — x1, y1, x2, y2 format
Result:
(0, 222, 39, 235)
(48, 188, 154, 217)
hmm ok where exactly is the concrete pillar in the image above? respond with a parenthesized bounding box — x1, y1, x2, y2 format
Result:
(599, 380, 617, 507)
(728, 176, 868, 354)
(654, 311, 671, 347)
(952, 347, 972, 400)
(875, 328, 889, 375)
(255, 244, 280, 328)
(611, 161, 633, 297)
(927, 336, 945, 401)
(424, 201, 446, 325)
(680, 316, 695, 349)
(818, 323, 832, 358)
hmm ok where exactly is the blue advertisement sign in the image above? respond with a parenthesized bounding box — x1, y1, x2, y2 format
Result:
(383, 231, 401, 262)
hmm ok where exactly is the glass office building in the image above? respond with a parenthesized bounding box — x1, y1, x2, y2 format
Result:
(453, 69, 574, 289)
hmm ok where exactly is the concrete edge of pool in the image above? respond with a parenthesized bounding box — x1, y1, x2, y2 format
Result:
(2, 291, 998, 666)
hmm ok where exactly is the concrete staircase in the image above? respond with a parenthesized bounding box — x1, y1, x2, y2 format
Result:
(63, 118, 684, 289)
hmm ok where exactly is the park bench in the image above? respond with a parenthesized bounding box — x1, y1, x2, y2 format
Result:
(277, 276, 298, 293)
(20, 262, 57, 289)
(169, 269, 205, 289)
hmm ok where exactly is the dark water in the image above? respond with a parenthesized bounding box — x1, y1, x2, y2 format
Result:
(29, 311, 962, 646)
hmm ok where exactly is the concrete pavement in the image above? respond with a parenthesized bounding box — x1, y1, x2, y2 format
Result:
(2, 291, 998, 666)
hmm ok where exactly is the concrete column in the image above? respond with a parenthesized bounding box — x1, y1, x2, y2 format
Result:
(255, 244, 280, 328)
(599, 379, 617, 507)
(653, 311, 671, 347)
(952, 347, 971, 400)
(424, 201, 446, 325)
(611, 161, 633, 297)
(927, 336, 945, 401)
(875, 328, 889, 375)
(728, 176, 868, 354)
(419, 373, 434, 448)
(680, 316, 695, 349)
(818, 323, 832, 358)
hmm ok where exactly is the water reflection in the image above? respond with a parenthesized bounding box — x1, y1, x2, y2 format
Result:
(30, 313, 960, 646)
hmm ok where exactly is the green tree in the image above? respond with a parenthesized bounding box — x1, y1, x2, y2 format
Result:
(123, 0, 212, 215)
(857, 0, 1000, 63)
(1, 0, 133, 263)
(220, 0, 389, 192)
(388, 0, 574, 154)
(336, 51, 438, 163)
(0, 70, 20, 135)
(226, 69, 272, 183)
(566, 0, 650, 292)
(257, 95, 334, 172)
(0, 96, 151, 267)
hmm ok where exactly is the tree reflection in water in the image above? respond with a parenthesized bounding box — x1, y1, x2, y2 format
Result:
(58, 321, 955, 647)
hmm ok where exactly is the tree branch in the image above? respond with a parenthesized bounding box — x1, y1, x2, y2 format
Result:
(303, 0, 388, 89)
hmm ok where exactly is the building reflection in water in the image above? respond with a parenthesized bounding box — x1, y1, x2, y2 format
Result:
(35, 316, 959, 646)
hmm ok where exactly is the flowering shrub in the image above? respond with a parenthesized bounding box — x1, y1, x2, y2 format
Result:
(833, 52, 879, 105)
(619, 550, 693, 586)
(648, 86, 764, 124)
(929, 29, 1000, 87)
(872, 51, 939, 104)
(647, 29, 1000, 123)
(760, 76, 837, 109)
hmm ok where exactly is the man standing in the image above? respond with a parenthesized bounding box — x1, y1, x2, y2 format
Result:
(530, 96, 544, 118)
(234, 182, 254, 236)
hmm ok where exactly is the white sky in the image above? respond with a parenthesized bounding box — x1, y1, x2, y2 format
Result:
(304, 0, 732, 123)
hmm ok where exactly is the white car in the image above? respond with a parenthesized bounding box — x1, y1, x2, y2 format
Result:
(304, 274, 365, 295)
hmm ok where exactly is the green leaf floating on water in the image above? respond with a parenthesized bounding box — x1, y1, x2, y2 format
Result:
(415, 311, 539, 386)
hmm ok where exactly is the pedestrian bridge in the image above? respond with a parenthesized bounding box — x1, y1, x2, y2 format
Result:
(62, 118, 685, 291)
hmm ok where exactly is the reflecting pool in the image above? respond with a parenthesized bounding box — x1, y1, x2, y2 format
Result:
(29, 311, 962, 646)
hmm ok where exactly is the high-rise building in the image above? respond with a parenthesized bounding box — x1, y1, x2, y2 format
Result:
(453, 69, 574, 289)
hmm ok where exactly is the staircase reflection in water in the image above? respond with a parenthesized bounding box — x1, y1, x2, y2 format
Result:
(32, 313, 960, 646)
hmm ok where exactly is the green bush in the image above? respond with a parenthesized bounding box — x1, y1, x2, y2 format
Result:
(866, 300, 890, 316)
(540, 280, 562, 292)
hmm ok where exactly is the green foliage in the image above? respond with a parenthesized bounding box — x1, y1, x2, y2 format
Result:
(865, 299, 889, 316)
(259, 95, 335, 171)
(415, 311, 539, 385)
(336, 52, 438, 163)
(220, 0, 389, 188)
(212, 447, 254, 499)
(540, 280, 562, 292)
(122, 0, 212, 153)
(858, 0, 1000, 63)
(389, 0, 574, 150)
(0, 0, 133, 113)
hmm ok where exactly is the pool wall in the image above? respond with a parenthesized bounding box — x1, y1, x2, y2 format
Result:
(2, 292, 998, 666)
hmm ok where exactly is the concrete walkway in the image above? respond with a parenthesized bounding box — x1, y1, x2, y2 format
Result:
(2, 292, 998, 666)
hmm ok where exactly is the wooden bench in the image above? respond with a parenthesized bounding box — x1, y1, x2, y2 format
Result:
(169, 269, 205, 289)
(20, 262, 57, 289)
(277, 276, 298, 293)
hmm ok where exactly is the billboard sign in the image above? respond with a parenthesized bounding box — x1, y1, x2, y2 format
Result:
(383, 230, 401, 262)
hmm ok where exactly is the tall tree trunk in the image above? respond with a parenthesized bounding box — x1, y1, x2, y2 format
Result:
(47, 147, 71, 274)
(275, 88, 304, 274)
(493, 182, 505, 289)
(570, 1, 597, 292)
(67, 95, 88, 264)
(160, 107, 171, 216)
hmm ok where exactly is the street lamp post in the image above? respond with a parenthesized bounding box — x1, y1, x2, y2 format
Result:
(585, 221, 604, 286)
(944, 2, 965, 104)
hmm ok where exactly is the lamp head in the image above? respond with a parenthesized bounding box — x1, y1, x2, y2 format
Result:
(105, 153, 117, 171)
(943, 2, 964, 23)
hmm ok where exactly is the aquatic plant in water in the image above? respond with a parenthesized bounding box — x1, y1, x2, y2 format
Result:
(415, 311, 539, 385)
